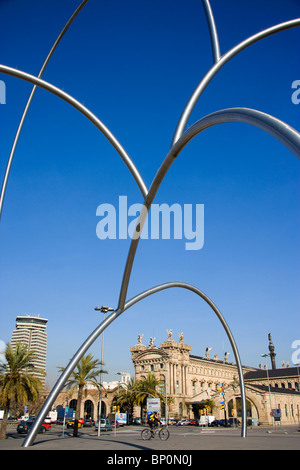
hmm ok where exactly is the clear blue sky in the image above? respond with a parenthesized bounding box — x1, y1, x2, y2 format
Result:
(0, 0, 299, 388)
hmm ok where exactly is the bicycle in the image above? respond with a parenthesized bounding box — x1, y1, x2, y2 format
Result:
(141, 424, 170, 441)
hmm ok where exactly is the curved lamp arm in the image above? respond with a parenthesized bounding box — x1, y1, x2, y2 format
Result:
(0, 0, 89, 220)
(172, 18, 300, 145)
(118, 107, 300, 309)
(0, 65, 148, 200)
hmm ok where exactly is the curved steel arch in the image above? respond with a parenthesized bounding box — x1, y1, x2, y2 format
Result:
(201, 0, 221, 63)
(23, 281, 246, 446)
(118, 106, 300, 309)
(0, 0, 89, 220)
(172, 18, 300, 145)
(0, 64, 148, 200)
(1, 5, 298, 449)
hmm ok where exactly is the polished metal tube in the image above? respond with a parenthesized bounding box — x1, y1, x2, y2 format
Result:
(21, 106, 300, 446)
(22, 307, 123, 447)
(201, 0, 220, 63)
(172, 18, 300, 145)
(0, 0, 89, 220)
(124, 281, 247, 437)
(0, 65, 148, 200)
(118, 106, 300, 309)
(23, 280, 247, 446)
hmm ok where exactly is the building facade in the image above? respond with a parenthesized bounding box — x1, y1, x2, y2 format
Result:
(11, 315, 48, 387)
(130, 331, 300, 426)
(41, 331, 300, 426)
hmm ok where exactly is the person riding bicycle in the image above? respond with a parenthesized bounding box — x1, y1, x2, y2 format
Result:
(148, 411, 161, 437)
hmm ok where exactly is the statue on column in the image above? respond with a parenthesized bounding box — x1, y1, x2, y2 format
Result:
(268, 333, 277, 370)
(166, 329, 173, 340)
(205, 347, 212, 359)
(137, 334, 144, 344)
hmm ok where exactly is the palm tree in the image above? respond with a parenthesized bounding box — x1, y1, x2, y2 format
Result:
(59, 353, 106, 437)
(0, 342, 45, 440)
(112, 378, 137, 414)
(134, 373, 167, 420)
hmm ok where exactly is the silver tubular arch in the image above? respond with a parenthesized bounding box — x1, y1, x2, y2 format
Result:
(23, 280, 246, 446)
(171, 18, 300, 145)
(201, 0, 221, 63)
(0, 65, 148, 200)
(0, 0, 89, 219)
(123, 281, 246, 437)
(118, 106, 300, 309)
(22, 307, 122, 447)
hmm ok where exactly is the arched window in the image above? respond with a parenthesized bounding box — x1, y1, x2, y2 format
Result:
(69, 399, 77, 411)
(84, 400, 94, 420)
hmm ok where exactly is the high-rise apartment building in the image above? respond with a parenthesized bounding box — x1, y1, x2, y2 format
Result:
(11, 315, 48, 387)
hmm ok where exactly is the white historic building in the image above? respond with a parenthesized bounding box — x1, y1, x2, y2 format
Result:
(130, 331, 300, 425)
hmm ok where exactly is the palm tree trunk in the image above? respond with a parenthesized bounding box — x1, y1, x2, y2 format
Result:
(0, 402, 10, 440)
(73, 386, 83, 437)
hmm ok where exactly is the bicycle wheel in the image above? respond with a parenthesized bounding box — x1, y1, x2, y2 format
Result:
(159, 427, 169, 440)
(141, 428, 152, 440)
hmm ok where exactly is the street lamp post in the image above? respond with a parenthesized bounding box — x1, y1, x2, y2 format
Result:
(261, 353, 274, 428)
(95, 306, 113, 437)
(164, 360, 169, 427)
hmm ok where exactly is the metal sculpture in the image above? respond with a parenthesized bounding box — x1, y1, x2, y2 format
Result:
(0, 0, 299, 447)
(0, 0, 89, 219)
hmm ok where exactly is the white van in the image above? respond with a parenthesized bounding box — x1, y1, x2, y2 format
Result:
(199, 415, 215, 426)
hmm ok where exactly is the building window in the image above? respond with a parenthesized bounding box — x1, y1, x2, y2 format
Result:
(192, 382, 196, 395)
(150, 365, 154, 371)
(141, 365, 144, 371)
(176, 380, 179, 394)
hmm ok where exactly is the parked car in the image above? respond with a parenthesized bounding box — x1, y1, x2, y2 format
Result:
(66, 419, 82, 428)
(111, 420, 119, 427)
(95, 418, 113, 431)
(189, 419, 199, 426)
(210, 420, 222, 427)
(168, 418, 177, 425)
(228, 418, 240, 426)
(17, 420, 51, 434)
(217, 419, 232, 427)
(176, 419, 191, 426)
(83, 418, 95, 427)
(247, 418, 261, 426)
(132, 417, 141, 425)
(160, 417, 176, 426)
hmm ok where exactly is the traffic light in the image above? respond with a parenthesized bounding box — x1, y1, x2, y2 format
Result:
(112, 406, 116, 412)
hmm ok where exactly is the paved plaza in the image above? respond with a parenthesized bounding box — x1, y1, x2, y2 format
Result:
(0, 423, 299, 453)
